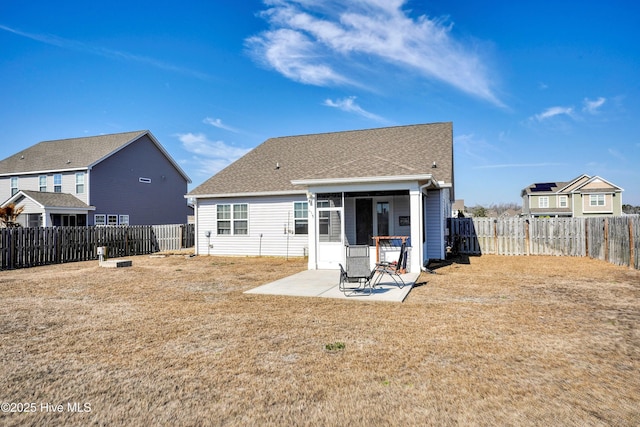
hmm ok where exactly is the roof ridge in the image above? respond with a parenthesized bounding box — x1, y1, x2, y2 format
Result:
(268, 122, 452, 141)
(39, 130, 147, 144)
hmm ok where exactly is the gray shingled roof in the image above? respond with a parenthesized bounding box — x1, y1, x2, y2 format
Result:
(0, 130, 148, 175)
(16, 190, 93, 209)
(189, 123, 453, 196)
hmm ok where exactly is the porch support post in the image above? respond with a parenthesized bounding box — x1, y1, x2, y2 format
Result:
(409, 188, 422, 273)
(306, 192, 317, 270)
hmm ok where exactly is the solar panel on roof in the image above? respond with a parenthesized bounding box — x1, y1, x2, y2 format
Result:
(531, 182, 556, 192)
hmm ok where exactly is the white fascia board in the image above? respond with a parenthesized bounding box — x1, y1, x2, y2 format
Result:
(46, 206, 96, 213)
(2, 191, 45, 208)
(0, 167, 89, 177)
(186, 190, 307, 199)
(291, 174, 434, 186)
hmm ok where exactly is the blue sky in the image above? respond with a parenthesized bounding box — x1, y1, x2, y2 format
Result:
(1, 0, 639, 205)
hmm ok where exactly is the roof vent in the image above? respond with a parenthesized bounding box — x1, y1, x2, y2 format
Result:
(66, 160, 71, 164)
(275, 162, 280, 170)
(432, 161, 437, 168)
(20, 155, 24, 160)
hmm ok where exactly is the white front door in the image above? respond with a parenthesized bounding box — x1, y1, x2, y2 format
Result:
(316, 206, 344, 269)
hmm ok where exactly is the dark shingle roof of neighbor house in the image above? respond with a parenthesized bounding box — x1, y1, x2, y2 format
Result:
(0, 130, 148, 175)
(13, 190, 93, 209)
(189, 122, 454, 196)
(0, 131, 191, 182)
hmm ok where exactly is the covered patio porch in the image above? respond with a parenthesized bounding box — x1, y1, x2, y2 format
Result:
(293, 175, 450, 274)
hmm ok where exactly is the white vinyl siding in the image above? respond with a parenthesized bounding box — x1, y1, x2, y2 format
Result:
(1, 171, 89, 204)
(196, 195, 308, 257)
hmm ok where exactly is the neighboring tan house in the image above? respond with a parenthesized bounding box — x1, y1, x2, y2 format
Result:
(0, 130, 191, 227)
(521, 174, 623, 217)
(187, 123, 455, 274)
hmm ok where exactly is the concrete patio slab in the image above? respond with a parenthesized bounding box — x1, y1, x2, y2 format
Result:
(245, 269, 419, 302)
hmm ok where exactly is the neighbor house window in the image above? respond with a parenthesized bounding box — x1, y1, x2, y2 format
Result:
(39, 175, 47, 192)
(107, 214, 118, 226)
(54, 174, 62, 192)
(119, 215, 130, 225)
(590, 194, 605, 207)
(558, 195, 568, 208)
(10, 177, 18, 196)
(538, 197, 549, 208)
(217, 204, 248, 235)
(294, 202, 308, 234)
(75, 172, 85, 194)
(94, 214, 106, 226)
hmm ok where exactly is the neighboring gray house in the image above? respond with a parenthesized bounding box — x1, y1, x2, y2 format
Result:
(521, 174, 623, 217)
(0, 130, 191, 226)
(188, 123, 455, 274)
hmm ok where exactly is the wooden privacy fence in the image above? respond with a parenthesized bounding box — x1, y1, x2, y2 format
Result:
(0, 224, 194, 270)
(451, 216, 639, 270)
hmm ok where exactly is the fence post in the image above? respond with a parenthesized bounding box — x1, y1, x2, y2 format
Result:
(630, 217, 635, 270)
(525, 219, 530, 256)
(604, 218, 609, 263)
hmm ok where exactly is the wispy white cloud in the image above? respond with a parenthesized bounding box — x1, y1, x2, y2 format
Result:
(323, 96, 386, 122)
(246, 1, 502, 105)
(176, 132, 250, 176)
(533, 106, 576, 122)
(583, 97, 606, 114)
(203, 117, 240, 133)
(0, 24, 211, 80)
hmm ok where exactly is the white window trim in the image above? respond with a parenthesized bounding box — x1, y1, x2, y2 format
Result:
(75, 172, 85, 194)
(94, 214, 106, 226)
(54, 174, 62, 193)
(107, 214, 118, 226)
(39, 175, 47, 192)
(558, 195, 568, 208)
(118, 215, 130, 225)
(217, 203, 249, 235)
(589, 194, 606, 207)
(538, 196, 549, 208)
(293, 201, 308, 235)
(10, 176, 18, 196)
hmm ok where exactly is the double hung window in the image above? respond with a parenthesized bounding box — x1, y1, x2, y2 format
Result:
(10, 177, 18, 196)
(294, 202, 308, 234)
(590, 194, 605, 207)
(75, 172, 85, 194)
(217, 204, 248, 235)
(54, 174, 62, 192)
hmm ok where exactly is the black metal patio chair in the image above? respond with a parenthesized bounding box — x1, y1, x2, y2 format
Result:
(339, 245, 375, 296)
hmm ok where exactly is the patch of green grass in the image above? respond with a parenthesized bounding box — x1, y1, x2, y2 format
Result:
(324, 341, 345, 352)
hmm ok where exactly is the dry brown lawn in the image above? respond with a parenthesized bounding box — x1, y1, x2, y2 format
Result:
(0, 254, 638, 426)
